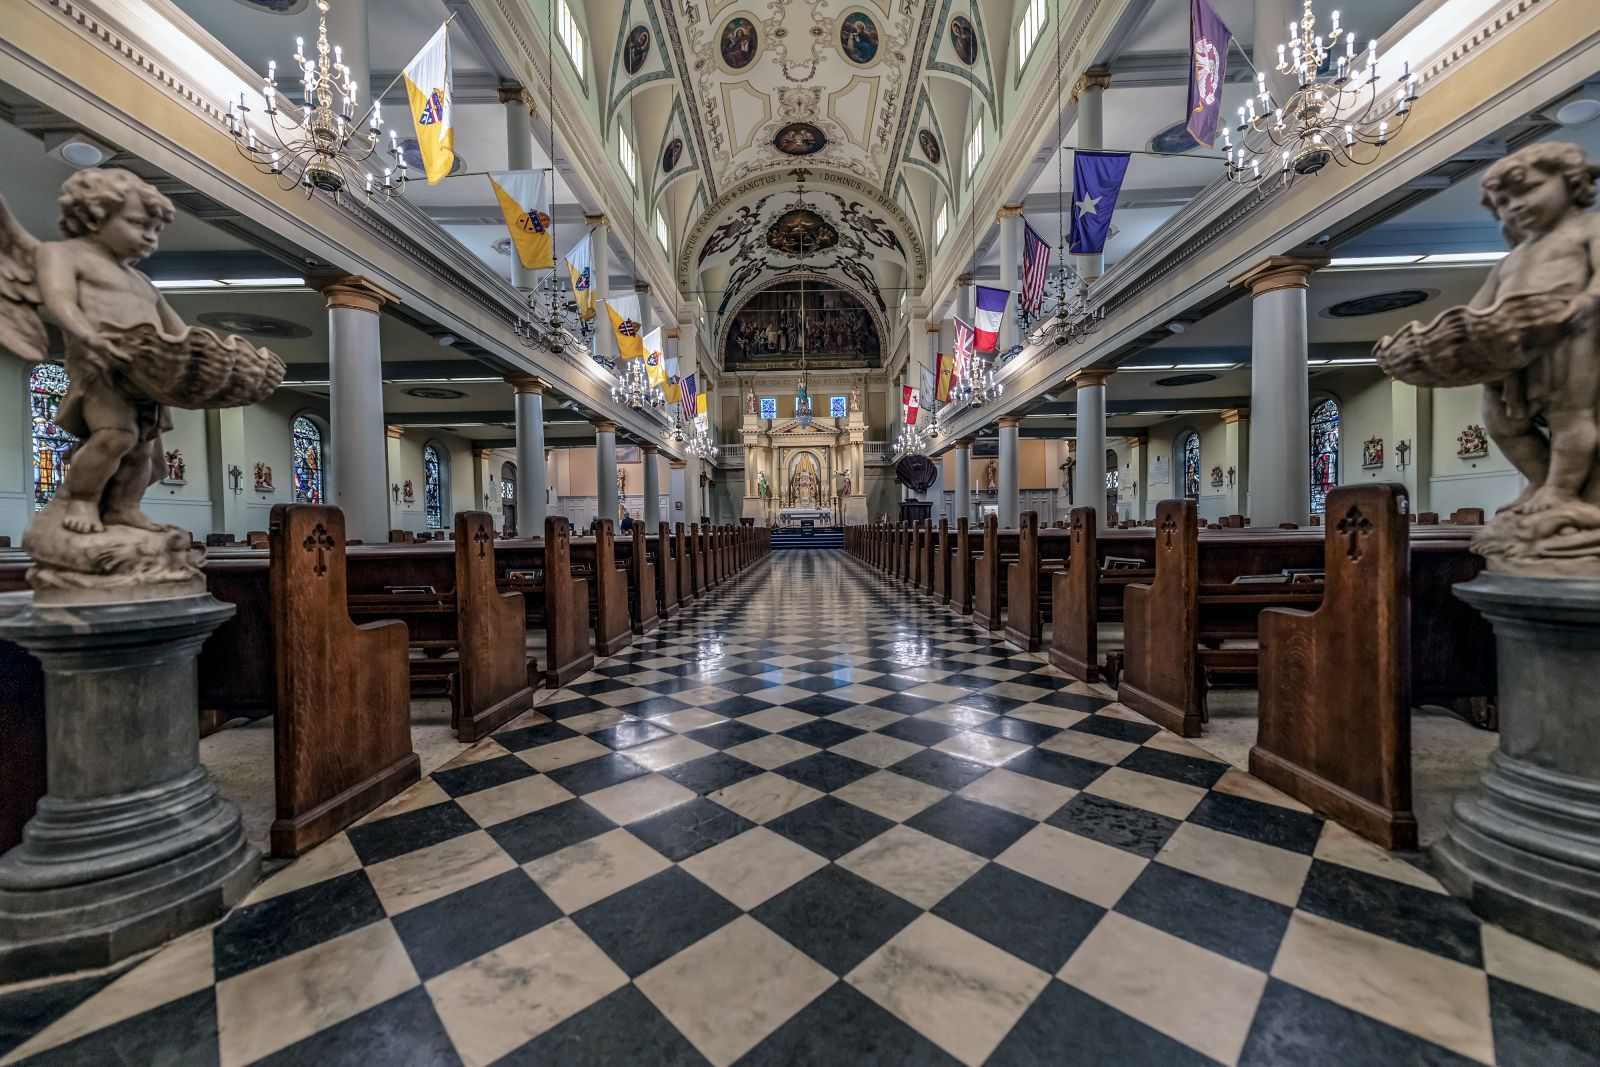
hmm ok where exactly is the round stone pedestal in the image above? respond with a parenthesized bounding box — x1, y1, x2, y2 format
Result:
(1436, 573, 1600, 965)
(0, 594, 259, 982)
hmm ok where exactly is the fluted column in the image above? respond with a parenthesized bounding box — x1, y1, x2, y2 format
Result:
(1233, 254, 1327, 526)
(997, 416, 1021, 528)
(1073, 70, 1112, 281)
(953, 437, 973, 524)
(594, 420, 618, 527)
(512, 377, 549, 534)
(996, 205, 1024, 352)
(642, 444, 661, 527)
(1070, 369, 1109, 525)
(315, 275, 396, 544)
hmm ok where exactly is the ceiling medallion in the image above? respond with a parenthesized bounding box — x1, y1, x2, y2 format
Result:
(662, 138, 683, 173)
(1153, 373, 1219, 388)
(717, 15, 760, 72)
(1326, 290, 1433, 317)
(404, 386, 466, 400)
(949, 15, 978, 66)
(195, 312, 312, 339)
(622, 25, 651, 76)
(773, 122, 828, 156)
(918, 130, 941, 164)
(766, 208, 838, 256)
(838, 9, 880, 66)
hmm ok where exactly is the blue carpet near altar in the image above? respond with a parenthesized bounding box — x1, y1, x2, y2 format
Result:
(771, 527, 844, 549)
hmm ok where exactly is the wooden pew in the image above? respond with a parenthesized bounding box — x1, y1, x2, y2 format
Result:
(584, 520, 633, 656)
(1004, 512, 1044, 651)
(656, 522, 678, 618)
(628, 524, 660, 634)
(973, 515, 1018, 632)
(1047, 510, 1158, 684)
(950, 518, 974, 615)
(932, 519, 951, 605)
(676, 522, 697, 602)
(540, 518, 596, 685)
(918, 520, 935, 594)
(1118, 500, 1325, 736)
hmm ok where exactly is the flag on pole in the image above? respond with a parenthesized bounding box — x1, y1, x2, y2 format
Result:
(903, 386, 920, 425)
(487, 170, 554, 270)
(953, 318, 975, 381)
(680, 373, 698, 423)
(1068, 151, 1132, 255)
(565, 234, 596, 321)
(934, 353, 955, 403)
(1021, 223, 1052, 315)
(1186, 0, 1232, 147)
(696, 393, 708, 417)
(921, 364, 937, 408)
(402, 24, 455, 184)
(973, 286, 1011, 353)
(605, 295, 646, 360)
(643, 328, 666, 388)
(664, 355, 681, 403)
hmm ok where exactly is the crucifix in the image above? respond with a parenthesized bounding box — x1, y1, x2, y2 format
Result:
(302, 523, 336, 577)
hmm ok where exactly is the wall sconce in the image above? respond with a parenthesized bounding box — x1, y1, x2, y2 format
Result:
(1395, 440, 1411, 473)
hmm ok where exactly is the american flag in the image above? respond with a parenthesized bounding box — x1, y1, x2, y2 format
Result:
(953, 317, 974, 381)
(1021, 223, 1052, 316)
(680, 373, 697, 423)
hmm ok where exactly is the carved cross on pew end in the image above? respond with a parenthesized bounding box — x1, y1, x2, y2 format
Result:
(474, 524, 491, 560)
(1336, 506, 1373, 562)
(1159, 514, 1178, 548)
(303, 523, 336, 577)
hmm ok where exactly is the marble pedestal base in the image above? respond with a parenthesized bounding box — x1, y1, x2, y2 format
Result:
(0, 594, 259, 982)
(1435, 573, 1600, 965)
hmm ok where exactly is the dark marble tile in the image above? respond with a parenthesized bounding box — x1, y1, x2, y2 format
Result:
(779, 719, 864, 750)
(1116, 747, 1230, 790)
(734, 981, 959, 1066)
(543, 752, 651, 795)
(988, 980, 1222, 1067)
(752, 866, 921, 975)
(619, 696, 693, 720)
(783, 694, 857, 718)
(868, 692, 942, 715)
(877, 717, 960, 747)
(1239, 979, 1477, 1067)
(392, 870, 561, 979)
(1005, 748, 1107, 790)
(1067, 712, 1159, 743)
(493, 720, 581, 752)
(589, 720, 675, 751)
(213, 870, 387, 981)
(0, 968, 126, 1060)
(433, 754, 538, 798)
(788, 675, 852, 693)
(1010, 671, 1074, 691)
(1115, 862, 1293, 970)
(488, 798, 616, 864)
(713, 675, 788, 695)
(1489, 976, 1600, 1066)
(766, 796, 896, 860)
(499, 984, 710, 1066)
(252, 986, 458, 1067)
(685, 721, 768, 750)
(1295, 860, 1484, 967)
(347, 801, 479, 866)
(951, 692, 1028, 716)
(1187, 792, 1325, 857)
(705, 695, 778, 718)
(10, 987, 220, 1067)
(572, 868, 742, 977)
(977, 716, 1063, 745)
(565, 677, 632, 696)
(932, 864, 1104, 973)
(539, 695, 611, 720)
(906, 796, 1036, 859)
(627, 798, 757, 862)
(662, 752, 765, 795)
(860, 672, 928, 692)
(774, 751, 878, 793)
(886, 748, 991, 791)
(1047, 793, 1180, 859)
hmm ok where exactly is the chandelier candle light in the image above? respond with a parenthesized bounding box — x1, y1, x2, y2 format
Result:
(1224, 0, 1419, 186)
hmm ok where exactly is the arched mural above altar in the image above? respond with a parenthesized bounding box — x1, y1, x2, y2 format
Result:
(720, 279, 883, 370)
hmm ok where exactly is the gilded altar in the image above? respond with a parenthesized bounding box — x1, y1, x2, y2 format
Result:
(739, 398, 867, 526)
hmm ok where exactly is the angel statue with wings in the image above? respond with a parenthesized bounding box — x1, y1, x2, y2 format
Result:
(0, 168, 284, 597)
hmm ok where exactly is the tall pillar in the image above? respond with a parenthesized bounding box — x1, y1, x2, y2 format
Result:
(1221, 408, 1251, 517)
(316, 275, 397, 544)
(594, 421, 618, 526)
(1127, 432, 1149, 521)
(906, 305, 927, 404)
(512, 377, 549, 534)
(586, 214, 611, 362)
(385, 424, 405, 532)
(953, 437, 973, 524)
(669, 459, 687, 524)
(1073, 70, 1112, 281)
(1233, 254, 1327, 527)
(1070, 370, 1109, 525)
(1392, 382, 1434, 513)
(500, 85, 538, 292)
(635, 283, 653, 334)
(997, 416, 1021, 528)
(996, 205, 1024, 352)
(956, 275, 975, 323)
(642, 444, 661, 527)
(205, 408, 246, 537)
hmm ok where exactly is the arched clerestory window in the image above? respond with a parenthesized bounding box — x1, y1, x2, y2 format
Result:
(1180, 432, 1201, 500)
(1310, 398, 1340, 515)
(423, 442, 449, 529)
(29, 363, 74, 510)
(291, 415, 325, 504)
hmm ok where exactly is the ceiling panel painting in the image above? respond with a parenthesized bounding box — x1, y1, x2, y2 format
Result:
(925, 0, 997, 121)
(605, 0, 676, 133)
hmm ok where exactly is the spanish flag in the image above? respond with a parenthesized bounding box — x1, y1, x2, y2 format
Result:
(605, 295, 646, 360)
(565, 233, 596, 321)
(488, 170, 553, 271)
(934, 352, 955, 403)
(643, 327, 666, 388)
(403, 24, 454, 184)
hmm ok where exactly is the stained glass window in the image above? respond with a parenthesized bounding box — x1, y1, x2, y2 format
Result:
(830, 395, 848, 418)
(30, 363, 74, 510)
(1310, 398, 1340, 515)
(291, 416, 323, 504)
(423, 444, 443, 529)
(1181, 432, 1201, 499)
(759, 397, 777, 420)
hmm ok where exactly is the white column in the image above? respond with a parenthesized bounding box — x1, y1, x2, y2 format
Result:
(594, 421, 618, 526)
(1071, 370, 1108, 525)
(997, 205, 1024, 352)
(955, 275, 975, 323)
(954, 437, 973, 523)
(1392, 382, 1433, 513)
(318, 276, 394, 544)
(669, 459, 687, 524)
(1127, 433, 1148, 521)
(635, 283, 653, 334)
(1074, 70, 1112, 281)
(501, 86, 538, 293)
(1234, 256, 1325, 527)
(205, 407, 246, 537)
(1221, 407, 1250, 516)
(642, 444, 661, 526)
(513, 377, 549, 533)
(385, 424, 405, 532)
(587, 214, 612, 363)
(997, 416, 1021, 527)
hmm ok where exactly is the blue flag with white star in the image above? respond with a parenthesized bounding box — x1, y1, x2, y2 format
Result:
(1068, 150, 1131, 255)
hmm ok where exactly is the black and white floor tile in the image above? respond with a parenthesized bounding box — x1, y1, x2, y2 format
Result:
(3, 551, 1599, 1066)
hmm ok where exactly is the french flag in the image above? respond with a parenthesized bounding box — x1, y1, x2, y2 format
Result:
(973, 285, 1011, 353)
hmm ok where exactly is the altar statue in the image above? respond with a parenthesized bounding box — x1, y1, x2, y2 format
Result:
(849, 383, 861, 412)
(1376, 141, 1600, 574)
(746, 385, 758, 414)
(0, 169, 284, 596)
(791, 466, 819, 508)
(757, 470, 771, 499)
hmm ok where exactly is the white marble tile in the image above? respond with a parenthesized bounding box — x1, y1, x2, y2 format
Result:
(828, 732, 924, 769)
(832, 770, 950, 822)
(679, 827, 829, 909)
(738, 706, 817, 734)
(726, 735, 822, 770)
(524, 828, 671, 912)
(1211, 767, 1314, 813)
(1156, 823, 1311, 908)
(918, 706, 997, 729)
(241, 834, 361, 905)
(1482, 923, 1600, 1014)
(517, 735, 611, 773)
(933, 731, 1030, 767)
(358, 778, 452, 824)
(455, 774, 574, 828)
(1310, 821, 1443, 892)
(582, 773, 695, 824)
(1083, 767, 1207, 820)
(996, 824, 1146, 909)
(364, 831, 518, 915)
(558, 709, 635, 734)
(838, 825, 985, 908)
(624, 734, 718, 771)
(651, 708, 729, 734)
(708, 772, 824, 824)
(959, 768, 1077, 821)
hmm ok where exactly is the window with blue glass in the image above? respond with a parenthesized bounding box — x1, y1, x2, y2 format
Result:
(423, 444, 443, 529)
(830, 395, 847, 418)
(759, 396, 777, 420)
(1181, 432, 1201, 499)
(1310, 398, 1340, 515)
(30, 363, 74, 510)
(291, 416, 324, 504)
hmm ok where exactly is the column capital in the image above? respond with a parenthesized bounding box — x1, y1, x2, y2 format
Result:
(496, 83, 535, 111)
(996, 415, 1023, 429)
(385, 424, 406, 440)
(669, 459, 687, 469)
(634, 282, 652, 295)
(584, 212, 610, 229)
(995, 203, 1026, 221)
(1066, 368, 1112, 389)
(956, 273, 975, 287)
(310, 274, 399, 314)
(926, 322, 944, 333)
(476, 448, 494, 460)
(1125, 431, 1149, 445)
(509, 376, 551, 395)
(1220, 407, 1251, 425)
(592, 420, 618, 434)
(952, 436, 976, 449)
(1231, 254, 1330, 295)
(641, 443, 659, 454)
(665, 326, 680, 339)
(1071, 68, 1113, 102)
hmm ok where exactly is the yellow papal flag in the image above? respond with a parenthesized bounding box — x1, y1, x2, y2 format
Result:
(488, 170, 553, 270)
(402, 24, 454, 184)
(565, 233, 596, 321)
(605, 295, 646, 360)
(643, 327, 666, 388)
(696, 392, 708, 417)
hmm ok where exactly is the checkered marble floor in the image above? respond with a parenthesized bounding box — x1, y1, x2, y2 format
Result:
(3, 550, 1599, 1066)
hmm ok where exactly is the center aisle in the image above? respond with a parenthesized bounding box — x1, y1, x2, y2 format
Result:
(8, 551, 1594, 1065)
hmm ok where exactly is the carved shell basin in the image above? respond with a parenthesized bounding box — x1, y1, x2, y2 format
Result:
(108, 321, 286, 408)
(1373, 291, 1569, 388)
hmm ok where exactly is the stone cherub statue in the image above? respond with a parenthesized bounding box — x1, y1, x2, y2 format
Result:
(0, 168, 284, 598)
(1377, 142, 1600, 575)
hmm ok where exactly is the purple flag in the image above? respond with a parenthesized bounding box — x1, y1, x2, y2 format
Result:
(1186, 0, 1232, 147)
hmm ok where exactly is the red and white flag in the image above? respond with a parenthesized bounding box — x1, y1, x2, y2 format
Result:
(902, 385, 920, 425)
(974, 285, 1010, 353)
(1022, 224, 1052, 316)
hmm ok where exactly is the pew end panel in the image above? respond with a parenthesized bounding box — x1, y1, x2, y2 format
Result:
(1049, 508, 1101, 681)
(1118, 501, 1204, 737)
(452, 512, 539, 743)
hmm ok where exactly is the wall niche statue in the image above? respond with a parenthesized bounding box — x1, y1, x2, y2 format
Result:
(1375, 141, 1600, 575)
(0, 169, 284, 597)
